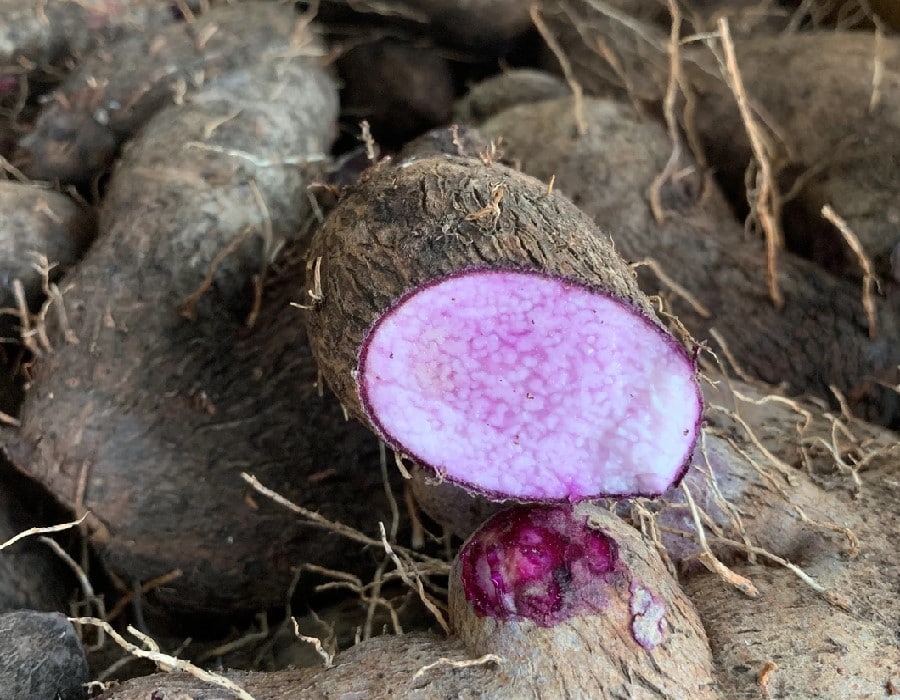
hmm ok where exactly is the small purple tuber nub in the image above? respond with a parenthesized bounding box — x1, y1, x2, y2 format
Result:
(459, 505, 618, 627)
(359, 269, 701, 500)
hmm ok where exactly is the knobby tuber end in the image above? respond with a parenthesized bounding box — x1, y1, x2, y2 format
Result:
(459, 504, 618, 627)
(100, 504, 718, 698)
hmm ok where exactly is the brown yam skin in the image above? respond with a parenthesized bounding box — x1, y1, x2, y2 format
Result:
(398, 125, 493, 161)
(337, 38, 454, 146)
(690, 33, 900, 282)
(304, 155, 661, 433)
(657, 376, 900, 698)
(103, 509, 717, 699)
(686, 566, 900, 699)
(18, 2, 309, 186)
(1, 46, 391, 615)
(0, 182, 94, 314)
(452, 69, 570, 123)
(477, 97, 900, 425)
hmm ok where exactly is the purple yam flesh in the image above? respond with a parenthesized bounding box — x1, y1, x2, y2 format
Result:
(359, 269, 701, 500)
(458, 504, 618, 627)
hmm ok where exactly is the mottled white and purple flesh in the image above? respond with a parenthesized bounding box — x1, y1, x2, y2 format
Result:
(359, 269, 701, 500)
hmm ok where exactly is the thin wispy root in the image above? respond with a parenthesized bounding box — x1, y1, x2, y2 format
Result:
(716, 18, 784, 309)
(681, 482, 760, 597)
(70, 617, 256, 700)
(241, 472, 452, 637)
(0, 515, 87, 550)
(240, 472, 449, 572)
(412, 654, 504, 681)
(630, 258, 712, 318)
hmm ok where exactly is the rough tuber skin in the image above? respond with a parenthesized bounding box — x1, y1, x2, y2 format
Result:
(305, 156, 702, 501)
(2, 29, 386, 615)
(0, 610, 89, 700)
(17, 2, 308, 187)
(101, 506, 718, 699)
(452, 69, 570, 123)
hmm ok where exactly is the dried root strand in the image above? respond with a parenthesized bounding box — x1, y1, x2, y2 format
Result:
(530, 3, 587, 135)
(412, 654, 504, 681)
(0, 515, 87, 550)
(681, 482, 760, 597)
(69, 617, 257, 700)
(716, 18, 785, 309)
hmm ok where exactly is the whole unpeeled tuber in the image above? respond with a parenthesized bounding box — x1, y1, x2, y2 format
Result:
(305, 156, 702, 501)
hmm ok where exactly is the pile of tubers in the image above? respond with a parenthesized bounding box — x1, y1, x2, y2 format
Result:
(0, 1, 898, 699)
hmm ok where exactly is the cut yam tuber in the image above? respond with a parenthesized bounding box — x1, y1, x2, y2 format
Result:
(305, 156, 702, 501)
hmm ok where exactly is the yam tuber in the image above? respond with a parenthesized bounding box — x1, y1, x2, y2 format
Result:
(0, 181, 94, 320)
(100, 505, 717, 699)
(2, 26, 393, 614)
(475, 96, 900, 425)
(17, 2, 313, 187)
(304, 156, 702, 501)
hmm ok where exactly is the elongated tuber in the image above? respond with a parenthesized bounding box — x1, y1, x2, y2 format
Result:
(1, 26, 392, 615)
(18, 2, 311, 186)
